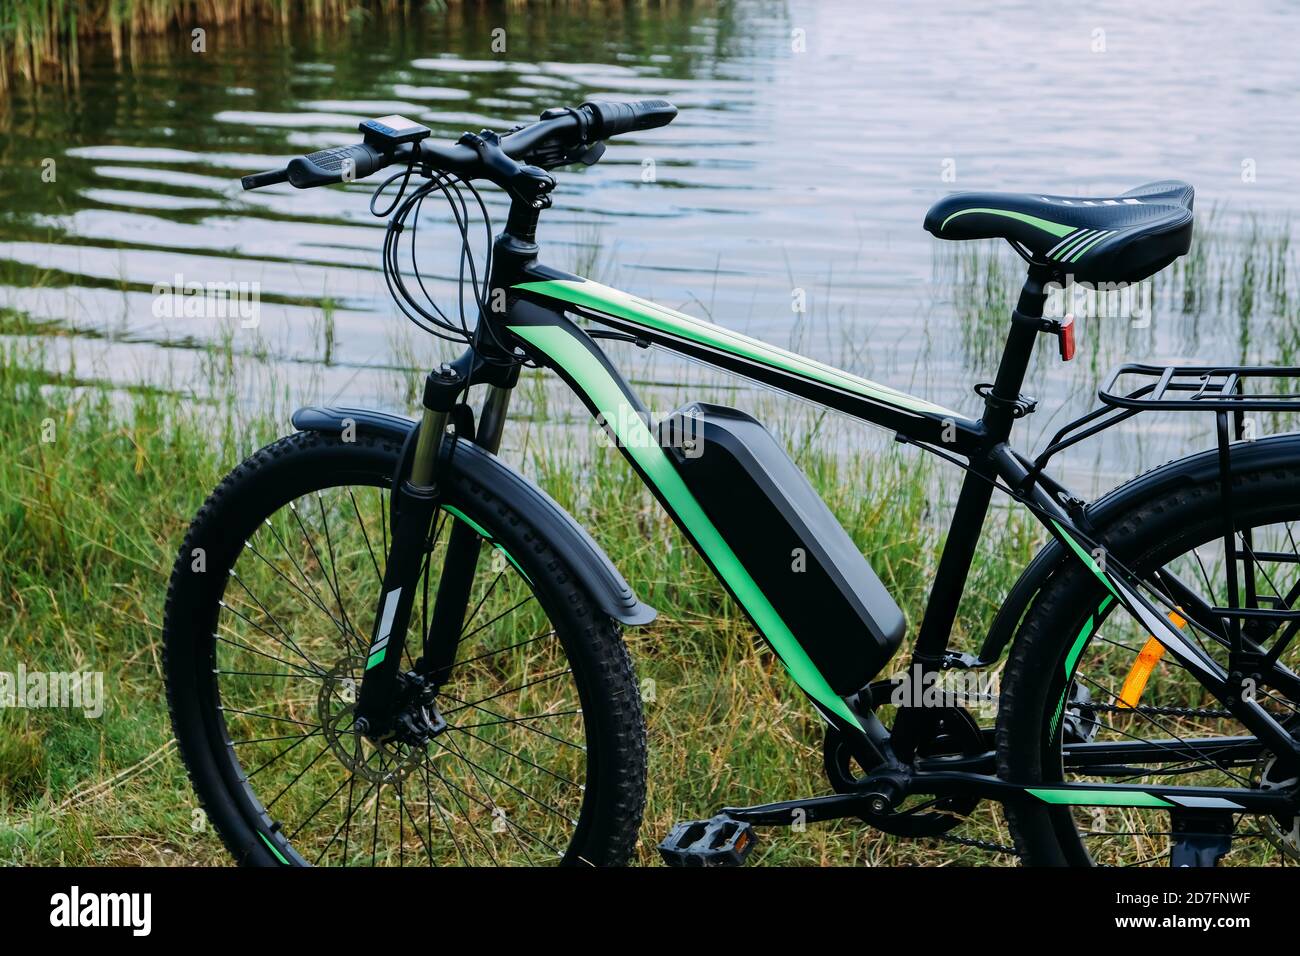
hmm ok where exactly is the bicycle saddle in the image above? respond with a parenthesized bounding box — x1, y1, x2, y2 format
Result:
(924, 180, 1194, 283)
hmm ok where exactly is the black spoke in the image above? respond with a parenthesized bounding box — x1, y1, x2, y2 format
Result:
(420, 750, 500, 865)
(245, 728, 325, 780)
(350, 489, 383, 586)
(419, 750, 560, 858)
(216, 628, 323, 679)
(460, 596, 539, 644)
(453, 628, 556, 669)
(225, 573, 323, 674)
(220, 706, 323, 730)
(450, 725, 582, 790)
(451, 708, 582, 732)
(441, 669, 575, 718)
(265, 741, 334, 812)
(290, 770, 355, 842)
(439, 689, 585, 751)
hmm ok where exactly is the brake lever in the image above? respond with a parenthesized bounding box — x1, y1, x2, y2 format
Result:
(575, 141, 606, 166)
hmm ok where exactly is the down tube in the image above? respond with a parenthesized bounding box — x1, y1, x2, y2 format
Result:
(508, 316, 865, 731)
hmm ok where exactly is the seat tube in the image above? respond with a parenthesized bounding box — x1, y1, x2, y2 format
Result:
(912, 266, 1053, 662)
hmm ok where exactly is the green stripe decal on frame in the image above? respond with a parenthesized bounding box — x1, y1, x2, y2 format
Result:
(365, 648, 386, 670)
(1028, 788, 1173, 808)
(258, 831, 291, 864)
(939, 207, 1074, 237)
(508, 323, 863, 730)
(513, 279, 958, 419)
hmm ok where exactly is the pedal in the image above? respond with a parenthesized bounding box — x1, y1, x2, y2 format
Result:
(657, 814, 757, 867)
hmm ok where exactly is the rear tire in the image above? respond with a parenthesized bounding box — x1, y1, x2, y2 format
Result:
(164, 429, 646, 866)
(998, 458, 1300, 866)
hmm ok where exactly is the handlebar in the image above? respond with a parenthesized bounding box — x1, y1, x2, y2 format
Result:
(240, 98, 677, 193)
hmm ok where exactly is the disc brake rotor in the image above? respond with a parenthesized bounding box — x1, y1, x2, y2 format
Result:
(1252, 750, 1300, 862)
(318, 657, 423, 785)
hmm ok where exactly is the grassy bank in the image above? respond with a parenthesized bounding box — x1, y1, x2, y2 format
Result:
(0, 326, 1043, 865)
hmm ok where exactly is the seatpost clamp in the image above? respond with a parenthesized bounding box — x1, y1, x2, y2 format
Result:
(974, 382, 1037, 418)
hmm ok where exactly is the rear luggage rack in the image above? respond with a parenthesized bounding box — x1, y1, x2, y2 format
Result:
(1018, 362, 1300, 673)
(1098, 363, 1300, 412)
(1029, 363, 1300, 476)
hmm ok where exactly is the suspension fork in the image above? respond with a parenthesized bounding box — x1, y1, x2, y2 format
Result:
(353, 367, 464, 735)
(421, 383, 514, 687)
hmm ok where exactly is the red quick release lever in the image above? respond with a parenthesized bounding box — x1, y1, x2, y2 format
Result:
(1058, 313, 1076, 361)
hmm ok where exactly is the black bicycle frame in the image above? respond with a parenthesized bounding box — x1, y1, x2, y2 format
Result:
(355, 202, 1300, 818)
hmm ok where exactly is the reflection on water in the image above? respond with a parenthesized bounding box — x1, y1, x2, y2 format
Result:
(2, 0, 1299, 495)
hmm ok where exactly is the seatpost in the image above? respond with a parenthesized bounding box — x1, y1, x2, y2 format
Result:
(981, 264, 1054, 440)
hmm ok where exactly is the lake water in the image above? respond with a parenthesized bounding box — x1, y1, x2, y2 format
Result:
(3, 0, 1299, 495)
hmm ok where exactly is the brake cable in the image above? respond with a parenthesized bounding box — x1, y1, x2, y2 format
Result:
(374, 162, 520, 366)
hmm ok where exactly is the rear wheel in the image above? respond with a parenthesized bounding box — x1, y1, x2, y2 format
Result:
(164, 430, 646, 866)
(998, 459, 1300, 865)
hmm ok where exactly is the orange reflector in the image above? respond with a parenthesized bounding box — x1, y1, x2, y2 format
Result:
(1116, 609, 1185, 709)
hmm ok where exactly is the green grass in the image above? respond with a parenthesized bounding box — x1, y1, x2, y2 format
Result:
(0, 327, 1047, 865)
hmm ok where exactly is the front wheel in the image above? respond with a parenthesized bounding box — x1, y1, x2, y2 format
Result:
(164, 429, 646, 866)
(998, 456, 1300, 866)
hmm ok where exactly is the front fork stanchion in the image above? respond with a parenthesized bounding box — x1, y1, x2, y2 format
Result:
(421, 384, 514, 685)
(354, 368, 461, 736)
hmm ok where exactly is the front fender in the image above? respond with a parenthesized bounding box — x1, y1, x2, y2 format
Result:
(291, 404, 656, 626)
(978, 431, 1300, 664)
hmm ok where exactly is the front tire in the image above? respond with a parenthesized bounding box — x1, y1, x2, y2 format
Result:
(164, 429, 646, 866)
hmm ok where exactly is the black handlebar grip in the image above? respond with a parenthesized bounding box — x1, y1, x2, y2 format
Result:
(286, 142, 386, 188)
(580, 99, 677, 139)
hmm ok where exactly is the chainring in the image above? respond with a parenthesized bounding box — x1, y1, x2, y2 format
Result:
(823, 680, 986, 837)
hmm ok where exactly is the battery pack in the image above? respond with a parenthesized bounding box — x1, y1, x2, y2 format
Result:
(659, 402, 905, 695)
